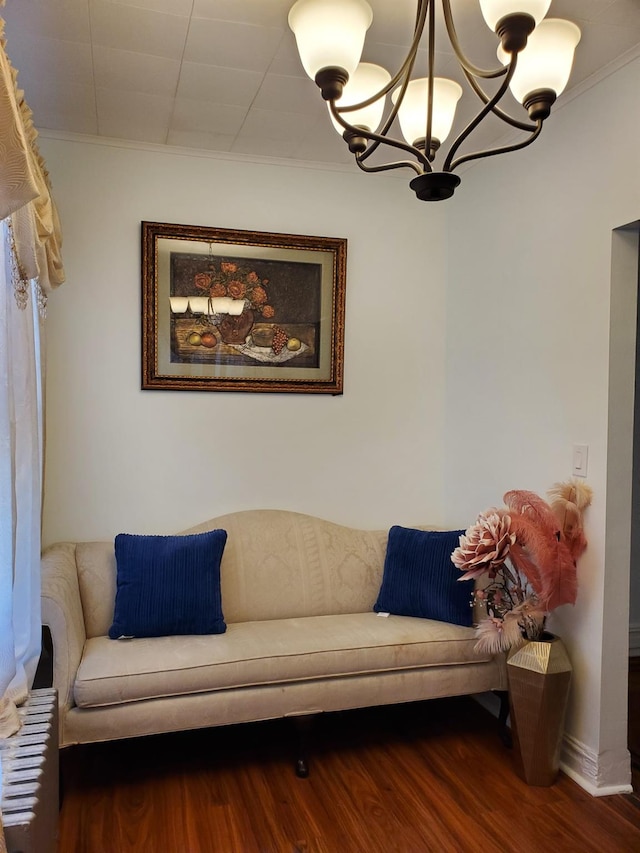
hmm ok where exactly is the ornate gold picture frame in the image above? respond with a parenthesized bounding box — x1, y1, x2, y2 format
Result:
(141, 221, 347, 394)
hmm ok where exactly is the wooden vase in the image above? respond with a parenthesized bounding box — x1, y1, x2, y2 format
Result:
(507, 633, 572, 786)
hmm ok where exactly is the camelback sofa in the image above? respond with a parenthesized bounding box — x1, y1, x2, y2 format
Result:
(41, 510, 507, 771)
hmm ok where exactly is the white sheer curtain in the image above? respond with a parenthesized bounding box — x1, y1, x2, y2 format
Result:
(0, 223, 44, 737)
(0, 6, 64, 844)
(0, 1, 64, 734)
(0, 5, 64, 726)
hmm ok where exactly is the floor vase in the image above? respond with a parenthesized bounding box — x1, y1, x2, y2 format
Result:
(507, 633, 572, 786)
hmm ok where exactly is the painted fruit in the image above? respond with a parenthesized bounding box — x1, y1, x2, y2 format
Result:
(200, 332, 216, 348)
(286, 337, 301, 352)
(187, 332, 202, 345)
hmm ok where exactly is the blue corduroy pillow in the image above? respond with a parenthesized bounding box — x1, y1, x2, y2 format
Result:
(374, 526, 473, 626)
(108, 529, 227, 639)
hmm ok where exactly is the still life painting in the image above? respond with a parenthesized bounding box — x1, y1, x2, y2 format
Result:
(142, 222, 347, 394)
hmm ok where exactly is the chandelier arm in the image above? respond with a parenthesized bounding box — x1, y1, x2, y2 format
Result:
(463, 68, 537, 132)
(355, 156, 424, 177)
(356, 138, 383, 164)
(328, 100, 389, 164)
(374, 54, 418, 140)
(425, 0, 435, 161)
(448, 120, 543, 171)
(442, 0, 512, 80)
(379, 0, 428, 95)
(359, 127, 430, 171)
(333, 9, 425, 163)
(333, 0, 428, 117)
(328, 101, 431, 170)
(443, 57, 516, 172)
(332, 48, 415, 160)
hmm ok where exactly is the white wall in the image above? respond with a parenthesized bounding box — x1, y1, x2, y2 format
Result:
(39, 51, 640, 795)
(630, 294, 640, 654)
(40, 138, 448, 545)
(444, 55, 640, 793)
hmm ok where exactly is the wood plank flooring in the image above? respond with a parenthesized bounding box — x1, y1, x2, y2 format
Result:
(58, 695, 640, 853)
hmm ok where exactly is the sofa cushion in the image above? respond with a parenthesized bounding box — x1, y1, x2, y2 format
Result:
(108, 530, 227, 639)
(374, 527, 473, 627)
(74, 612, 491, 709)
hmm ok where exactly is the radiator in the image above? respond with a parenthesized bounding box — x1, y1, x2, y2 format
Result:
(1, 688, 58, 853)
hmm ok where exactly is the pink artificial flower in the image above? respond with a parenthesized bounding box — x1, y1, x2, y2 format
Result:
(452, 511, 515, 581)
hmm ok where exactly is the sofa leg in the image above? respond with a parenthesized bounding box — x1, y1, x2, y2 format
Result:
(291, 714, 317, 778)
(494, 689, 512, 748)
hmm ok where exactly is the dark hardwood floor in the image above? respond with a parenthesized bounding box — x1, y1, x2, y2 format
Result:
(58, 694, 640, 853)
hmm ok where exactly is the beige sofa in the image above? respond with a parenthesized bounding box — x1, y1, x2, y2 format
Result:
(41, 509, 506, 767)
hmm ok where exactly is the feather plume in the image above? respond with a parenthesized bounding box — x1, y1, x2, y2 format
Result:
(508, 514, 556, 595)
(507, 538, 544, 596)
(547, 479, 593, 512)
(507, 508, 578, 610)
(547, 479, 593, 561)
(503, 489, 560, 540)
(474, 617, 512, 654)
(543, 537, 578, 610)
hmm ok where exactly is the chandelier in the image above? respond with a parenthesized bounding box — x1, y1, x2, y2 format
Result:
(288, 0, 581, 201)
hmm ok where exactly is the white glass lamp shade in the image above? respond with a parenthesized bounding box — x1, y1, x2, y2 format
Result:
(391, 78, 462, 146)
(169, 296, 189, 313)
(288, 0, 373, 80)
(479, 0, 551, 31)
(228, 299, 246, 316)
(208, 297, 230, 314)
(329, 63, 391, 134)
(498, 19, 581, 102)
(188, 297, 209, 314)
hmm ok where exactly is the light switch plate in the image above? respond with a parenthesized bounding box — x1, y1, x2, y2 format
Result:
(572, 444, 589, 477)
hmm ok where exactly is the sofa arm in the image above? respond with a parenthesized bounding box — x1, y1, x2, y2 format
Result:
(40, 542, 86, 716)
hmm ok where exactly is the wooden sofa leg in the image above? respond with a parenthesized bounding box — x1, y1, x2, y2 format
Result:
(494, 690, 512, 748)
(291, 714, 318, 778)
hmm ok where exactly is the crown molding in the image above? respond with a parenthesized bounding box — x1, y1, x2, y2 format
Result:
(35, 128, 401, 178)
(559, 41, 640, 109)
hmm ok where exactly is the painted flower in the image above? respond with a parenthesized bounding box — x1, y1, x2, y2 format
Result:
(262, 305, 275, 319)
(251, 285, 268, 305)
(191, 261, 274, 317)
(228, 280, 247, 300)
(194, 272, 212, 290)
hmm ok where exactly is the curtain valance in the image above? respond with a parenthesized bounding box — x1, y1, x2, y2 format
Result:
(0, 5, 65, 297)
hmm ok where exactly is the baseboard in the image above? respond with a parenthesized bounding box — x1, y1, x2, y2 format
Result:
(473, 693, 633, 796)
(629, 623, 640, 656)
(561, 733, 633, 795)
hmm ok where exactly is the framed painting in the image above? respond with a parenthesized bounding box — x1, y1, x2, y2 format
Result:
(141, 221, 347, 394)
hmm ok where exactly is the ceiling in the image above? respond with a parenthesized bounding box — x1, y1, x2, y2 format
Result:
(3, 0, 640, 170)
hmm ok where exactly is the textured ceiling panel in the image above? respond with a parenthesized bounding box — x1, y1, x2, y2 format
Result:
(2, 0, 639, 166)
